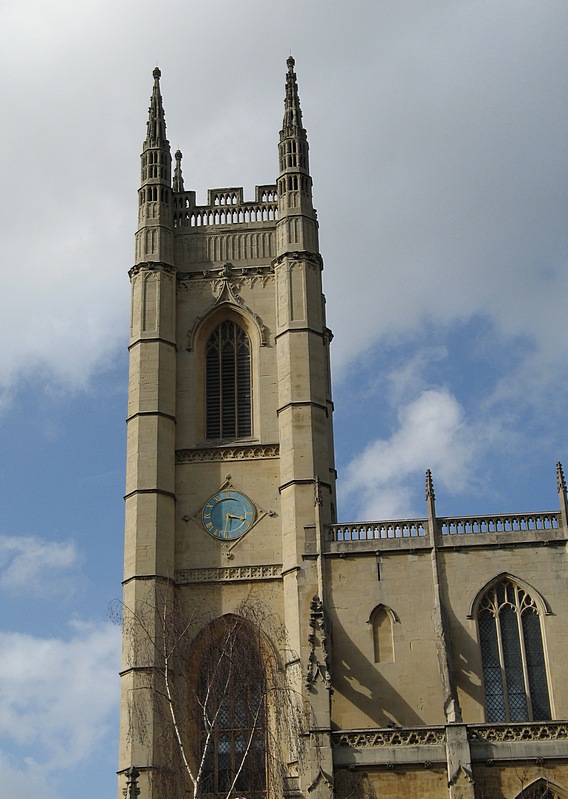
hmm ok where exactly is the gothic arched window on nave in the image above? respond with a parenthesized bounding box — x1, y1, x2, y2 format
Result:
(206, 320, 252, 440)
(514, 777, 567, 799)
(477, 577, 551, 723)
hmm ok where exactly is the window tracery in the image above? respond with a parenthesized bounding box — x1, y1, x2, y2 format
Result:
(478, 577, 551, 722)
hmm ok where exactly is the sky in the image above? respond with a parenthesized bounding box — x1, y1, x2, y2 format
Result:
(1, 1, 568, 797)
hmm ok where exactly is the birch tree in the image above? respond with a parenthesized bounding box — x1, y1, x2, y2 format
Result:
(114, 589, 306, 799)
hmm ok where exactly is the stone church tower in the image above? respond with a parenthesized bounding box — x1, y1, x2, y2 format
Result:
(120, 58, 337, 799)
(120, 59, 568, 799)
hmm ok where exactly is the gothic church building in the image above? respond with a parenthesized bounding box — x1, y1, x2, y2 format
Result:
(119, 59, 568, 799)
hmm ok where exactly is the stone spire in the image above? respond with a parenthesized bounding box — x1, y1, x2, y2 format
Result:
(276, 56, 317, 254)
(279, 56, 310, 179)
(134, 68, 174, 267)
(282, 56, 305, 138)
(145, 66, 168, 148)
(140, 67, 171, 190)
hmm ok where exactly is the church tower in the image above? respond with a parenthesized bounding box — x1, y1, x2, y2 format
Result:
(119, 58, 336, 799)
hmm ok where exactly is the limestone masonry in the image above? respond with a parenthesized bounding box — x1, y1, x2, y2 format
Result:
(119, 59, 568, 799)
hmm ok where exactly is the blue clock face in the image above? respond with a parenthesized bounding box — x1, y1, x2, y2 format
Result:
(201, 490, 256, 540)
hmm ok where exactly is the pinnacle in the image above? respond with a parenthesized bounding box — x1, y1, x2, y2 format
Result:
(145, 65, 169, 149)
(282, 55, 304, 135)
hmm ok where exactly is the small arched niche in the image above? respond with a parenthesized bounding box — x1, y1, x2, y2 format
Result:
(369, 605, 397, 664)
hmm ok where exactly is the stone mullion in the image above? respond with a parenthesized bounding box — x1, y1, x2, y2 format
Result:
(494, 606, 511, 722)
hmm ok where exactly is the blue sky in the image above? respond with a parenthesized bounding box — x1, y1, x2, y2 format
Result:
(1, 1, 568, 797)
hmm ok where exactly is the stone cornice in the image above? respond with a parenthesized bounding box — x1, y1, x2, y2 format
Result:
(272, 251, 323, 268)
(129, 261, 177, 279)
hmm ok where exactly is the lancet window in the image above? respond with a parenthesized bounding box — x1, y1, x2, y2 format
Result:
(206, 320, 252, 439)
(515, 778, 566, 799)
(199, 623, 266, 797)
(477, 577, 551, 722)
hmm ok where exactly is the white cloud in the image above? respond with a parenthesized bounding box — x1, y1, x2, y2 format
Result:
(0, 621, 121, 776)
(0, 536, 79, 595)
(0, 0, 567, 408)
(340, 388, 478, 520)
(0, 752, 56, 799)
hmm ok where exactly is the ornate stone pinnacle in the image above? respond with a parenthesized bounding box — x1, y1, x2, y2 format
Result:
(557, 461, 566, 494)
(425, 469, 435, 501)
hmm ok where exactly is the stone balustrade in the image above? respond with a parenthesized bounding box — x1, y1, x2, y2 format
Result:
(173, 185, 278, 228)
(328, 510, 562, 546)
(329, 520, 427, 542)
(439, 511, 560, 536)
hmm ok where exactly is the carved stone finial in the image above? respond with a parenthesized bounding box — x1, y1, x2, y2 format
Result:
(425, 469, 435, 501)
(173, 149, 184, 192)
(221, 262, 233, 278)
(557, 461, 566, 494)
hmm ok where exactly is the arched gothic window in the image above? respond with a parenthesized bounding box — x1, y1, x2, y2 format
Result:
(199, 620, 266, 798)
(206, 320, 251, 439)
(477, 577, 551, 723)
(515, 778, 567, 799)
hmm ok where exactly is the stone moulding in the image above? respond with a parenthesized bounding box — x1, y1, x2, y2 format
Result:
(333, 724, 568, 749)
(175, 564, 282, 584)
(176, 444, 279, 463)
(333, 728, 446, 748)
(468, 723, 568, 742)
(183, 266, 270, 349)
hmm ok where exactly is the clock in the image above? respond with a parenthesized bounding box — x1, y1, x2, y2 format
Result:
(201, 490, 256, 540)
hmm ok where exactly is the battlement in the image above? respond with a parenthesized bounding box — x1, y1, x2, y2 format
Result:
(173, 184, 278, 229)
